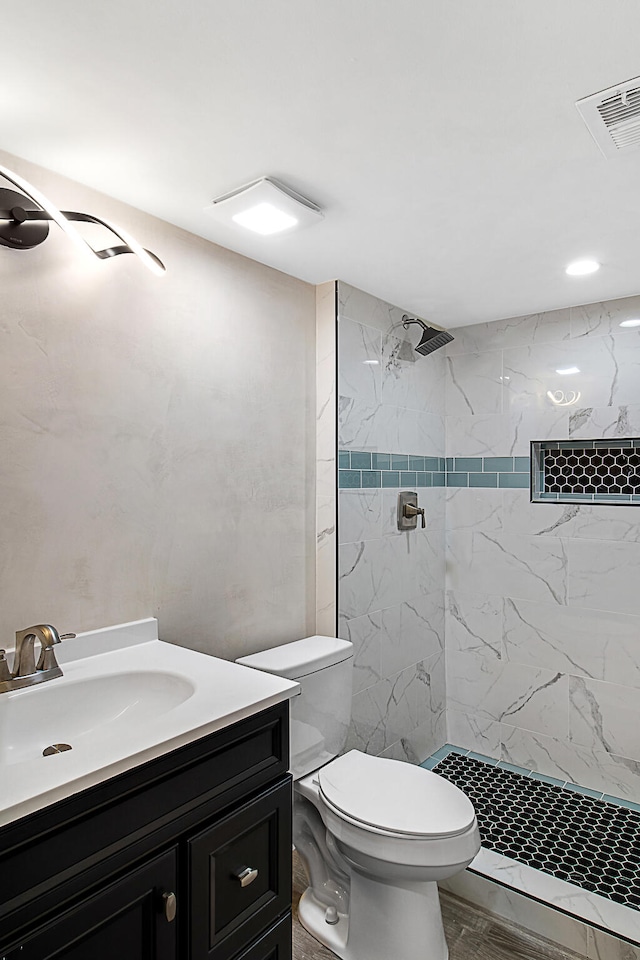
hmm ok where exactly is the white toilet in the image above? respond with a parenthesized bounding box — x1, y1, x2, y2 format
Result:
(237, 636, 480, 960)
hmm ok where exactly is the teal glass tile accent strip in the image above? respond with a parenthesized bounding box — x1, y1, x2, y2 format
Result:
(531, 438, 640, 505)
(350, 451, 372, 470)
(338, 451, 532, 491)
(484, 457, 514, 472)
(361, 470, 381, 488)
(339, 470, 361, 488)
(338, 451, 447, 489)
(498, 473, 529, 489)
(381, 470, 400, 488)
(469, 472, 497, 487)
(455, 457, 483, 472)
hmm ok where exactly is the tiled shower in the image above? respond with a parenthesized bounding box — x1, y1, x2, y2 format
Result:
(336, 282, 640, 951)
(337, 281, 640, 804)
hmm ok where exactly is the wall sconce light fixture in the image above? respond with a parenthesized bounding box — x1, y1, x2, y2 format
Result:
(0, 164, 165, 276)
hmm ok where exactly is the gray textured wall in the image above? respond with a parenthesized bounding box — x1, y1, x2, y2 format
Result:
(0, 150, 316, 659)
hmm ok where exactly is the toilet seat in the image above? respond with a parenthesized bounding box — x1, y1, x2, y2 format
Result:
(317, 750, 476, 839)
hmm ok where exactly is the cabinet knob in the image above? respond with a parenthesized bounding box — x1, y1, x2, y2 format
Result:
(162, 891, 177, 922)
(234, 866, 259, 888)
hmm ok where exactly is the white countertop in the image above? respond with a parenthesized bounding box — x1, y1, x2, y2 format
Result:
(0, 618, 299, 827)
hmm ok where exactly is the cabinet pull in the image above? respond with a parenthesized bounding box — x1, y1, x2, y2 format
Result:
(162, 891, 177, 922)
(234, 866, 259, 888)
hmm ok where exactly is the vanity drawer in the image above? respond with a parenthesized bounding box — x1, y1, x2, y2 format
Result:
(189, 779, 292, 960)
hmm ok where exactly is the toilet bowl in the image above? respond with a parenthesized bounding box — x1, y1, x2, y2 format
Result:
(237, 636, 480, 960)
(295, 750, 479, 960)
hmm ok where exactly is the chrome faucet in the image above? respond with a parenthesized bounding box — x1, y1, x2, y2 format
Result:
(0, 624, 76, 694)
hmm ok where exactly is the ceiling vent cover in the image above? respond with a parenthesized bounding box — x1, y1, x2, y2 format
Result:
(576, 77, 640, 158)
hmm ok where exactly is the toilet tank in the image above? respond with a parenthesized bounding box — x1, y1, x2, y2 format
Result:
(236, 636, 353, 779)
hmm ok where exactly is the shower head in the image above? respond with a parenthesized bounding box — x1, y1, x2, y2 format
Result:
(402, 316, 454, 356)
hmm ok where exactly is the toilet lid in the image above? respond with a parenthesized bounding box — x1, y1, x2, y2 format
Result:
(318, 751, 476, 838)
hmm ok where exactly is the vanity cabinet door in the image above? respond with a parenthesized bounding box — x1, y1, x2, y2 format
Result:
(233, 915, 292, 960)
(189, 779, 292, 960)
(1, 848, 178, 960)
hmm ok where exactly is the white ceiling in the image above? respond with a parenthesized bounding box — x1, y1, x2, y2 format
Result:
(4, 0, 640, 326)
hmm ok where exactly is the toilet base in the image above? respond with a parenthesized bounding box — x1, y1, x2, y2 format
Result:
(298, 869, 449, 960)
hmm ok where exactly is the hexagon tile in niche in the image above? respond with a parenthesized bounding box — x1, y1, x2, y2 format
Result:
(434, 753, 640, 910)
(531, 438, 640, 503)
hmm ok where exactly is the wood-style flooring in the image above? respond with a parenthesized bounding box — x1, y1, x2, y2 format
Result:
(292, 853, 587, 960)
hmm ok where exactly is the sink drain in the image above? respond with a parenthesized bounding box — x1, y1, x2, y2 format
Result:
(43, 743, 72, 756)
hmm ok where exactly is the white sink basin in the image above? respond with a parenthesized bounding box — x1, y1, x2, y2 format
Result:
(0, 618, 299, 827)
(0, 670, 195, 766)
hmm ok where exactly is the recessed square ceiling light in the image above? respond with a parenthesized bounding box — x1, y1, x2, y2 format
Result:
(205, 177, 323, 235)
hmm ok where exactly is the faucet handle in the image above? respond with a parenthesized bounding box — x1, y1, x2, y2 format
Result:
(34, 627, 75, 671)
(0, 650, 11, 683)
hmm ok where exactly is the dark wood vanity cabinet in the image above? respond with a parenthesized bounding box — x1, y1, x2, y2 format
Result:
(0, 703, 292, 960)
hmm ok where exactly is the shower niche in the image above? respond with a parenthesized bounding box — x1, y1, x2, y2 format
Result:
(531, 438, 640, 504)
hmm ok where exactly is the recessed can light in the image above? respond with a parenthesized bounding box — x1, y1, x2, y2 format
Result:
(620, 319, 640, 328)
(565, 259, 600, 276)
(556, 366, 581, 375)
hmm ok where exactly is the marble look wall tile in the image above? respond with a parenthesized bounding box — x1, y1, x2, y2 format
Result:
(440, 869, 590, 957)
(446, 488, 503, 534)
(379, 405, 445, 456)
(338, 281, 406, 337)
(338, 316, 381, 404)
(447, 530, 568, 605)
(347, 659, 435, 755)
(339, 489, 382, 544)
(504, 406, 570, 455)
(338, 609, 383, 694)
(446, 708, 502, 756)
(339, 527, 445, 622)
(467, 847, 640, 949)
(339, 539, 388, 621)
(500, 725, 640, 802)
(447, 408, 568, 457)
(448, 649, 567, 737)
(445, 350, 503, 417)
(503, 490, 640, 542)
(447, 307, 572, 356)
(588, 925, 640, 959)
(379, 591, 445, 677)
(568, 403, 640, 440)
(568, 538, 640, 616)
(504, 597, 640, 688)
(338, 395, 381, 450)
(569, 676, 640, 762)
(402, 711, 447, 764)
(316, 493, 336, 635)
(495, 662, 568, 738)
(446, 413, 509, 457)
(446, 590, 503, 658)
(504, 338, 626, 415)
(571, 294, 640, 338)
(381, 334, 446, 417)
(340, 396, 445, 456)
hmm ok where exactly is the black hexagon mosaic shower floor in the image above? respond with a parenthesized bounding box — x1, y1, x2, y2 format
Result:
(434, 752, 640, 910)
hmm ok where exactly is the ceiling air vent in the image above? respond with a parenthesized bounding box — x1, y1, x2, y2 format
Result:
(576, 77, 640, 158)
